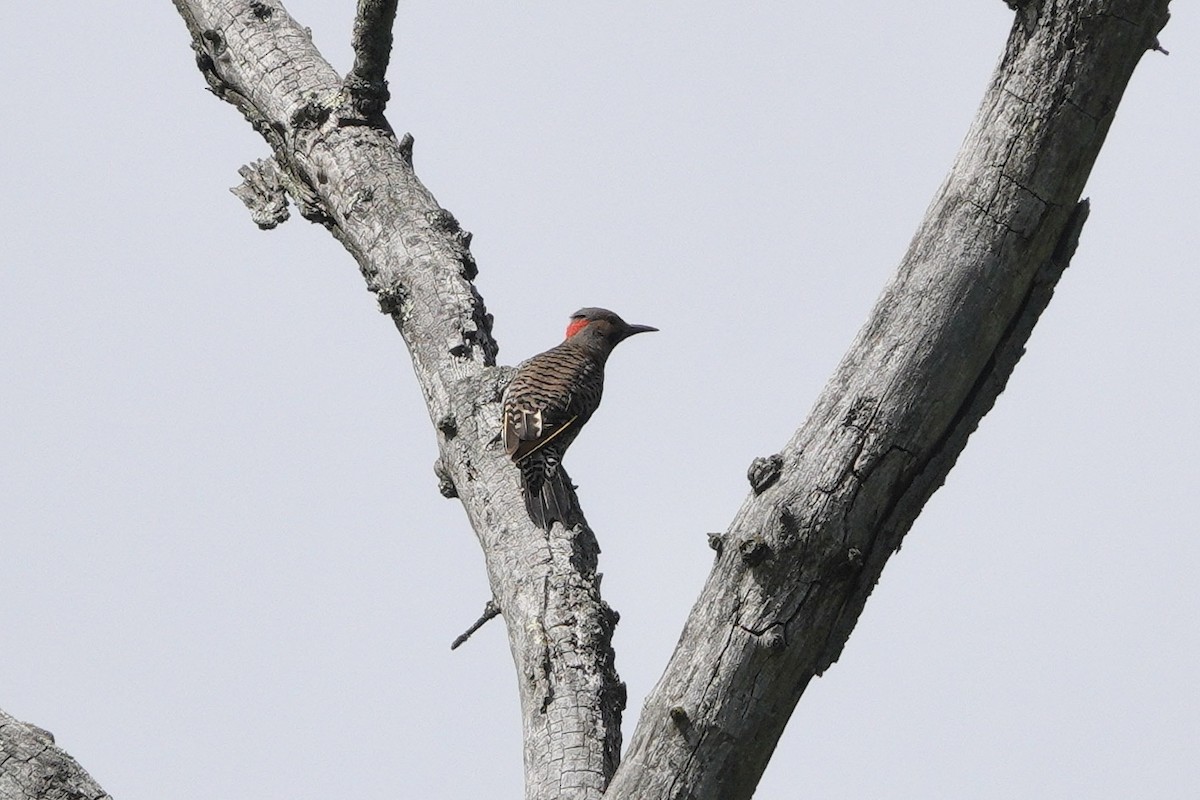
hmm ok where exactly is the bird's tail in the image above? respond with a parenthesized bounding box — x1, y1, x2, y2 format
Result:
(520, 463, 580, 531)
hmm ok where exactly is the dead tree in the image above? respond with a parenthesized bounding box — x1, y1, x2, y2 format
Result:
(0, 1, 1171, 798)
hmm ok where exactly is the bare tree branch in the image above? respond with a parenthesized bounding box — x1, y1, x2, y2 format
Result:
(0, 709, 110, 800)
(167, 2, 622, 797)
(345, 0, 398, 117)
(605, 2, 1171, 797)
(2, 2, 1168, 799)
(451, 599, 502, 650)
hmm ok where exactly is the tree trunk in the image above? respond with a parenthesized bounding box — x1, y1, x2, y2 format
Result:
(0, 1, 1171, 798)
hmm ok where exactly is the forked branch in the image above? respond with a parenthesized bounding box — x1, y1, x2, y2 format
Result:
(0, 1, 1171, 799)
(169, 2, 623, 799)
(346, 0, 399, 117)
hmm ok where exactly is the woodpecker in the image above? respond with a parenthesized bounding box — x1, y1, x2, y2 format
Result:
(502, 307, 658, 530)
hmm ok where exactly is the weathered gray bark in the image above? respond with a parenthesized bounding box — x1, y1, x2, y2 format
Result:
(0, 710, 109, 800)
(605, 2, 1169, 797)
(173, 3, 625, 799)
(0, 1, 1170, 798)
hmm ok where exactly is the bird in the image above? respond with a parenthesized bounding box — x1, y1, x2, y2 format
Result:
(502, 307, 657, 530)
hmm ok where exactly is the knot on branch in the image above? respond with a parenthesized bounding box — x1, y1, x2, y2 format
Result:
(470, 304, 498, 363)
(842, 394, 877, 430)
(231, 159, 290, 229)
(200, 28, 226, 57)
(459, 249, 478, 281)
(747, 454, 783, 494)
(23, 723, 56, 745)
(434, 457, 457, 498)
(427, 207, 461, 236)
(448, 303, 499, 365)
(374, 282, 407, 317)
(823, 546, 865, 583)
(1004, 0, 1039, 37)
(290, 95, 332, 130)
(247, 1, 273, 19)
(259, 158, 329, 226)
(738, 537, 771, 567)
(759, 625, 786, 654)
(601, 599, 621, 629)
(566, 522, 601, 576)
(425, 208, 478, 280)
(344, 73, 390, 118)
(398, 132, 414, 165)
(707, 532, 725, 554)
(776, 506, 802, 551)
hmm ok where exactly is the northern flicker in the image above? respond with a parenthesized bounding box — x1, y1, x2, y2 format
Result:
(502, 307, 657, 530)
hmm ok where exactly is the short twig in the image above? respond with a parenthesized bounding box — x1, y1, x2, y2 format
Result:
(451, 600, 502, 650)
(345, 0, 399, 117)
(230, 159, 290, 229)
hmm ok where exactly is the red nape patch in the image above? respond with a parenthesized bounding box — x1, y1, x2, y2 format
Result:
(565, 318, 589, 338)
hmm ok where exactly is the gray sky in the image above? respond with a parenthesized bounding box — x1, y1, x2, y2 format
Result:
(3, 2, 1197, 798)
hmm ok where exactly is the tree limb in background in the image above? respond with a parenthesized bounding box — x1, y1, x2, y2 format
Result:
(0, 709, 110, 800)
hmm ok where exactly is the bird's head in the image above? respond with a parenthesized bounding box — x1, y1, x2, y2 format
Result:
(564, 307, 658, 351)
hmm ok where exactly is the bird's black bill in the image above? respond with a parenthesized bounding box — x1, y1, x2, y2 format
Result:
(624, 324, 658, 336)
